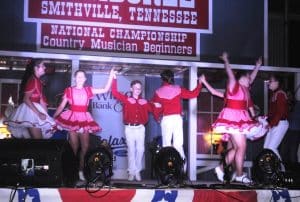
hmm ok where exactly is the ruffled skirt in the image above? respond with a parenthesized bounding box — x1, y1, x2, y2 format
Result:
(5, 103, 56, 139)
(213, 108, 268, 140)
(55, 110, 100, 133)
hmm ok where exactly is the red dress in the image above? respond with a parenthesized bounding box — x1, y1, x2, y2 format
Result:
(55, 86, 100, 133)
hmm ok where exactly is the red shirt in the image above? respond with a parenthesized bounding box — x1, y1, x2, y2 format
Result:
(112, 79, 153, 125)
(268, 89, 289, 127)
(152, 82, 202, 119)
(24, 76, 47, 104)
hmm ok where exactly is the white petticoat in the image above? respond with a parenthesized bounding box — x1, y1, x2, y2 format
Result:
(245, 116, 268, 141)
(214, 116, 268, 141)
(5, 103, 56, 139)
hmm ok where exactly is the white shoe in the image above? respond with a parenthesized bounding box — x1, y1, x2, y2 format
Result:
(135, 172, 141, 181)
(235, 174, 252, 184)
(128, 174, 134, 181)
(214, 166, 224, 182)
(79, 171, 85, 181)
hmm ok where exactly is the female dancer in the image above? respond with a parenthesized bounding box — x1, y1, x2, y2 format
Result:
(6, 59, 55, 139)
(210, 52, 266, 183)
(53, 68, 116, 181)
(264, 73, 289, 160)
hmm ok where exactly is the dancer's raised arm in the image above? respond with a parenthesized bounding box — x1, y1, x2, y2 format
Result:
(92, 68, 117, 94)
(249, 57, 262, 84)
(199, 74, 224, 98)
(220, 52, 235, 90)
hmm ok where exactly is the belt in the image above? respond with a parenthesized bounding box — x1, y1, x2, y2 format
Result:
(125, 123, 142, 126)
(70, 105, 88, 112)
(225, 99, 247, 110)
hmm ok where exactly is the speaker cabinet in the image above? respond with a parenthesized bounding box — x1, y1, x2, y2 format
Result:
(0, 139, 78, 187)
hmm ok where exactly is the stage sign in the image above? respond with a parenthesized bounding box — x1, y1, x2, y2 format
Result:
(24, 0, 212, 60)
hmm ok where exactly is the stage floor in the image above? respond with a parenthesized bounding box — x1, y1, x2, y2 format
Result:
(1, 179, 300, 202)
(99, 179, 267, 189)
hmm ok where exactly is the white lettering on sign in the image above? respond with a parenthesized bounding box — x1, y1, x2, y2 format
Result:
(26, 0, 209, 59)
(39, 1, 196, 24)
(91, 39, 138, 52)
(41, 1, 121, 20)
(128, 7, 197, 24)
(41, 0, 195, 11)
(41, 23, 196, 55)
(50, 24, 105, 38)
(43, 36, 85, 49)
(115, 0, 195, 8)
(109, 28, 187, 43)
(143, 42, 193, 55)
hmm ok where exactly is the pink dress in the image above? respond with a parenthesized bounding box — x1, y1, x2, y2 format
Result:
(55, 86, 100, 133)
(212, 83, 262, 136)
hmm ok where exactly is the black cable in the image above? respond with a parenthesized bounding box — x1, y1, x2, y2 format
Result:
(85, 174, 103, 193)
(9, 186, 18, 202)
(86, 179, 112, 199)
(88, 187, 111, 199)
(84, 170, 112, 199)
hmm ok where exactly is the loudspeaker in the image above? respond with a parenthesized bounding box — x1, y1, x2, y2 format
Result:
(0, 139, 78, 187)
(154, 146, 184, 186)
(84, 140, 113, 185)
(252, 149, 300, 188)
(252, 149, 282, 186)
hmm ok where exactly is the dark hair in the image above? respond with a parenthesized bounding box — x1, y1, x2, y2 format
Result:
(74, 69, 87, 77)
(269, 73, 284, 89)
(130, 80, 142, 87)
(19, 58, 45, 103)
(160, 69, 174, 84)
(269, 73, 295, 111)
(235, 70, 250, 81)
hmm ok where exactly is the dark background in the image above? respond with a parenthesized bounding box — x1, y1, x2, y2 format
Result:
(269, 0, 300, 67)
